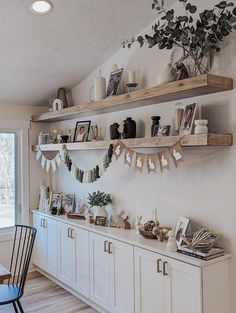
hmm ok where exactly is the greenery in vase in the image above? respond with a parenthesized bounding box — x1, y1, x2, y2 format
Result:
(87, 191, 112, 207)
(123, 0, 236, 75)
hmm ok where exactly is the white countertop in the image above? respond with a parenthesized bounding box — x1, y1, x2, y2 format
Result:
(31, 210, 230, 268)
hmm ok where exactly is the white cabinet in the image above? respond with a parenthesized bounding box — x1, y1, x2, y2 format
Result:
(135, 247, 202, 313)
(89, 233, 134, 313)
(57, 221, 90, 298)
(33, 213, 57, 277)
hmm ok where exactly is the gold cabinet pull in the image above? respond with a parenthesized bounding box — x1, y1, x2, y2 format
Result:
(108, 242, 113, 254)
(68, 228, 71, 238)
(157, 259, 162, 273)
(70, 229, 74, 239)
(40, 218, 43, 227)
(43, 219, 47, 228)
(104, 240, 108, 252)
(163, 261, 168, 276)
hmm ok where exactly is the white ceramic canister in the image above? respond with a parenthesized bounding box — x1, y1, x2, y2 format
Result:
(90, 70, 106, 101)
(194, 119, 208, 134)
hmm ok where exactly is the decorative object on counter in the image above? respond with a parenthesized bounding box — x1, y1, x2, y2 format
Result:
(39, 185, 50, 212)
(95, 216, 107, 227)
(151, 116, 161, 137)
(73, 121, 91, 142)
(166, 229, 178, 252)
(123, 1, 236, 78)
(158, 150, 170, 172)
(87, 191, 112, 220)
(178, 245, 224, 261)
(110, 123, 121, 140)
(179, 103, 197, 135)
(194, 120, 208, 134)
(61, 135, 69, 143)
(107, 68, 124, 97)
(139, 219, 160, 239)
(52, 99, 63, 111)
(181, 228, 219, 253)
(66, 213, 86, 220)
(61, 194, 75, 213)
(175, 216, 190, 247)
(152, 226, 172, 242)
(123, 117, 136, 139)
(51, 207, 58, 215)
(90, 125, 98, 141)
(144, 220, 158, 231)
(36, 148, 61, 172)
(175, 108, 184, 134)
(169, 141, 184, 168)
(85, 214, 95, 224)
(60, 144, 113, 184)
(49, 192, 62, 213)
(157, 125, 171, 137)
(135, 152, 145, 172)
(135, 216, 143, 234)
(57, 87, 68, 108)
(116, 210, 131, 229)
(90, 70, 106, 102)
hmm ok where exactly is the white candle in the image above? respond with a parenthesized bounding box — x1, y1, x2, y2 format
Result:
(128, 71, 135, 84)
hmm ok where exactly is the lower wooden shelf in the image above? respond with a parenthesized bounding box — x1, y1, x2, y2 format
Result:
(32, 133, 233, 152)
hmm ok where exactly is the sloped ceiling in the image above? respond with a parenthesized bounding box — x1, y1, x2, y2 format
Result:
(0, 0, 174, 105)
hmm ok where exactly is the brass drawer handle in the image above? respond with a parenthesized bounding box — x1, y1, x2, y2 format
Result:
(104, 240, 108, 252)
(157, 259, 162, 273)
(108, 242, 113, 254)
(68, 228, 71, 238)
(163, 261, 168, 276)
(43, 219, 47, 228)
(70, 229, 74, 239)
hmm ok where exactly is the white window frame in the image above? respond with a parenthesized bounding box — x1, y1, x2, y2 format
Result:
(0, 119, 30, 238)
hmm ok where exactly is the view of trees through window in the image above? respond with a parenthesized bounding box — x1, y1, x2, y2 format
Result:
(0, 133, 16, 228)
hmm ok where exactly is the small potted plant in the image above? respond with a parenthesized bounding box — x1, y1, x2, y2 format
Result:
(87, 191, 112, 218)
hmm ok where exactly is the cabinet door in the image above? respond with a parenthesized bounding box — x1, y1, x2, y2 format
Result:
(74, 227, 90, 298)
(134, 247, 164, 313)
(110, 239, 134, 313)
(89, 232, 110, 311)
(32, 214, 46, 269)
(45, 217, 58, 278)
(163, 256, 202, 313)
(57, 222, 75, 287)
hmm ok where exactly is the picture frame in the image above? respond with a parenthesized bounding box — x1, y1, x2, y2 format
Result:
(49, 192, 62, 211)
(73, 121, 91, 142)
(94, 216, 107, 227)
(157, 125, 171, 136)
(107, 68, 123, 97)
(179, 103, 197, 135)
(61, 194, 75, 213)
(175, 216, 190, 247)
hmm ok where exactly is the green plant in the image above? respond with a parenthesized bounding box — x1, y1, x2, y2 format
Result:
(123, 0, 236, 74)
(87, 191, 112, 207)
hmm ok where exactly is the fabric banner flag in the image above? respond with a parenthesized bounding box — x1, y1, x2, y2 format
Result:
(158, 150, 170, 172)
(147, 154, 158, 174)
(135, 153, 146, 172)
(124, 147, 134, 168)
(169, 141, 184, 167)
(113, 140, 126, 160)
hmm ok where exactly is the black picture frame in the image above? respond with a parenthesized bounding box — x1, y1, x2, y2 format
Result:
(73, 121, 91, 142)
(107, 68, 123, 97)
(94, 216, 107, 227)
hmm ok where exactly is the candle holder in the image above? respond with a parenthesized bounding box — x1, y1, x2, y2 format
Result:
(126, 83, 138, 93)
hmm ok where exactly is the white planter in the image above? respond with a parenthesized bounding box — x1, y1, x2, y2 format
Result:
(93, 206, 108, 218)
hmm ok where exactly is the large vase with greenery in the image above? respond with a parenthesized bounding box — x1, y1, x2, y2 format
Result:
(87, 191, 112, 218)
(123, 0, 236, 78)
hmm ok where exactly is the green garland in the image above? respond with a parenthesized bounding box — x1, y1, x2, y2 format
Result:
(60, 144, 113, 184)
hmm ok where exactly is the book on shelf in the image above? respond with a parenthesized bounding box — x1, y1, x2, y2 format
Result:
(177, 246, 225, 261)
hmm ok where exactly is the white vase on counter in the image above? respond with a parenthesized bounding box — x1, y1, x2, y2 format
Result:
(93, 206, 108, 218)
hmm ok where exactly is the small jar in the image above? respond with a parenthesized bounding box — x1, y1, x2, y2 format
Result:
(151, 116, 161, 137)
(123, 117, 136, 139)
(194, 120, 208, 134)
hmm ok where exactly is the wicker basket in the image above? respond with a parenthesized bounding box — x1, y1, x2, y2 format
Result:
(139, 226, 157, 239)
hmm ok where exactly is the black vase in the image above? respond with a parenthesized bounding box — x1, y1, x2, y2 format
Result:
(110, 123, 120, 140)
(123, 117, 136, 139)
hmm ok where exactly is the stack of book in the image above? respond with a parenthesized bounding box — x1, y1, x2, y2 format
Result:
(177, 246, 225, 261)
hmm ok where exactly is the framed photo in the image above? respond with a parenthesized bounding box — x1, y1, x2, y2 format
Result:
(179, 103, 197, 135)
(49, 192, 62, 211)
(94, 216, 107, 226)
(62, 194, 75, 213)
(73, 121, 91, 142)
(107, 68, 123, 97)
(175, 216, 190, 247)
(157, 125, 171, 136)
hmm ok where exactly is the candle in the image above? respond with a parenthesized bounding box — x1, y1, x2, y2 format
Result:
(128, 71, 135, 84)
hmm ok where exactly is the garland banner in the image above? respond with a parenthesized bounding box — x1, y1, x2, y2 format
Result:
(113, 139, 184, 174)
(36, 149, 61, 172)
(60, 144, 113, 184)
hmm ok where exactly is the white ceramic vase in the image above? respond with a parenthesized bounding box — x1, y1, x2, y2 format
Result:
(194, 120, 208, 134)
(93, 206, 108, 218)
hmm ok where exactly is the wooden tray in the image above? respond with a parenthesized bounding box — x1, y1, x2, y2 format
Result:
(66, 213, 86, 220)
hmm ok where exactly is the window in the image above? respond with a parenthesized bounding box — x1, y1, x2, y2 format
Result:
(0, 133, 16, 228)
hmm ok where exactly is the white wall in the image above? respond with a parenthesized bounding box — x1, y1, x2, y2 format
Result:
(49, 1, 236, 312)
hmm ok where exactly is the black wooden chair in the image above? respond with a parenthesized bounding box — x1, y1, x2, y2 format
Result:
(0, 225, 37, 313)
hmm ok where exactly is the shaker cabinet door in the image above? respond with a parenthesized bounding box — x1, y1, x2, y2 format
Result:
(45, 217, 58, 278)
(33, 214, 46, 269)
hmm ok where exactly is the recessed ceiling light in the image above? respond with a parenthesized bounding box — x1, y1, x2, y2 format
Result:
(30, 1, 53, 14)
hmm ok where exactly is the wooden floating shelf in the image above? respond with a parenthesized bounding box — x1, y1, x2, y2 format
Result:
(32, 74, 233, 123)
(32, 133, 233, 152)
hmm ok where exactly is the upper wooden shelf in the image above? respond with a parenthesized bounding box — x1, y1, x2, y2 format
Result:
(32, 133, 233, 152)
(32, 74, 233, 123)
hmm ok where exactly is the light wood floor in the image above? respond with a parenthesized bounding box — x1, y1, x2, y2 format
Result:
(0, 274, 98, 313)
